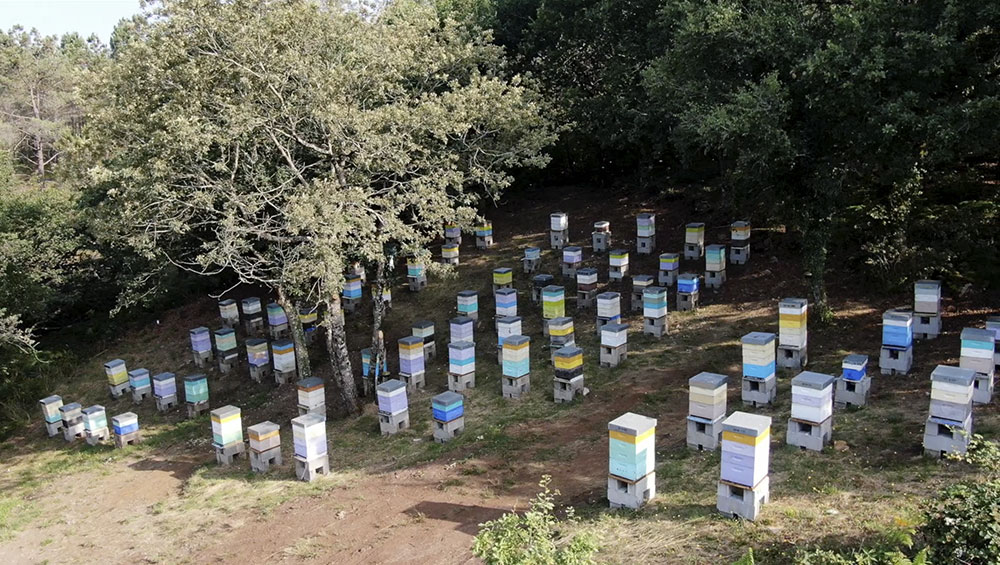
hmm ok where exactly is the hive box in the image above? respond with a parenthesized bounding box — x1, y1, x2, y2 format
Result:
(39, 395, 63, 436)
(777, 298, 808, 369)
(377, 379, 409, 435)
(607, 413, 657, 509)
(836, 354, 870, 408)
(553, 346, 586, 403)
(432, 391, 465, 443)
(550, 213, 568, 249)
(741, 332, 776, 407)
(787, 371, 835, 451)
(636, 213, 655, 254)
(687, 372, 727, 451)
(600, 323, 628, 368)
(592, 221, 611, 252)
(248, 421, 282, 472)
(292, 413, 329, 482)
(684, 223, 705, 260)
(720, 412, 770, 492)
(705, 244, 726, 288)
(211, 405, 245, 465)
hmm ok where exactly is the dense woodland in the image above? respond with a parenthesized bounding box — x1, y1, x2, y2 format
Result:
(1, 1, 998, 562)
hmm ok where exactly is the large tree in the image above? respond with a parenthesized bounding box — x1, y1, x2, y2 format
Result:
(80, 0, 553, 412)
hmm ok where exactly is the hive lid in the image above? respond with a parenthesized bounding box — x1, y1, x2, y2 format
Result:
(659, 252, 680, 259)
(399, 336, 424, 347)
(780, 298, 808, 308)
(722, 411, 771, 435)
(706, 244, 726, 252)
(297, 377, 324, 389)
(40, 395, 62, 405)
(689, 372, 728, 389)
(449, 340, 475, 350)
(678, 273, 698, 281)
(493, 267, 512, 274)
(732, 221, 750, 228)
(608, 412, 657, 436)
(915, 280, 941, 290)
(377, 379, 407, 394)
(686, 222, 705, 228)
(503, 335, 530, 346)
(603, 323, 629, 333)
(843, 354, 868, 366)
(883, 308, 912, 322)
(555, 345, 583, 358)
(190, 326, 209, 334)
(542, 285, 565, 293)
(450, 316, 474, 325)
(211, 405, 240, 419)
(60, 402, 82, 412)
(643, 286, 667, 296)
(112, 411, 137, 423)
(633, 275, 654, 284)
(104, 359, 125, 368)
(791, 371, 836, 390)
(741, 332, 776, 346)
(432, 391, 464, 406)
(961, 328, 995, 342)
(82, 405, 105, 416)
(497, 316, 522, 325)
(931, 365, 976, 386)
(248, 421, 279, 435)
(577, 267, 598, 276)
(153, 372, 176, 382)
(596, 292, 620, 300)
(413, 320, 434, 330)
(184, 374, 207, 383)
(532, 274, 555, 283)
(495, 287, 517, 296)
(457, 290, 478, 298)
(292, 413, 326, 428)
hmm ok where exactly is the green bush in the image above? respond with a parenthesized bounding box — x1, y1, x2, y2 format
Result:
(922, 479, 1000, 564)
(473, 475, 598, 565)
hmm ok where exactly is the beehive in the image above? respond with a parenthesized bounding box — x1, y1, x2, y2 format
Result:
(960, 328, 995, 375)
(495, 288, 517, 317)
(601, 323, 629, 348)
(377, 379, 409, 415)
(550, 212, 568, 232)
(442, 242, 460, 260)
(721, 412, 770, 488)
(778, 298, 808, 349)
(448, 341, 476, 375)
(636, 213, 655, 238)
(930, 365, 975, 423)
(706, 245, 726, 271)
(842, 354, 868, 381)
(496, 316, 522, 346)
(731, 221, 751, 240)
(685, 223, 706, 245)
(742, 332, 776, 381)
(541, 286, 565, 319)
(576, 267, 598, 288)
(677, 274, 700, 294)
(297, 377, 325, 411)
(659, 253, 679, 272)
(554, 346, 583, 379)
(214, 327, 237, 352)
(190, 327, 212, 354)
(407, 258, 426, 278)
(524, 247, 540, 261)
(82, 405, 108, 435)
(475, 221, 493, 238)
(219, 299, 239, 323)
(104, 359, 128, 386)
(608, 413, 656, 482)
(153, 372, 176, 398)
(248, 421, 280, 452)
(246, 338, 269, 366)
(266, 303, 288, 327)
(689, 372, 727, 421)
(563, 246, 583, 266)
(39, 395, 63, 425)
(444, 222, 461, 240)
(292, 413, 327, 460)
(790, 372, 835, 423)
(398, 336, 425, 375)
(412, 320, 434, 342)
(502, 335, 530, 378)
(241, 297, 262, 315)
(881, 309, 913, 348)
(272, 340, 296, 373)
(457, 290, 478, 317)
(211, 405, 243, 447)
(450, 316, 474, 343)
(112, 412, 139, 436)
(493, 268, 513, 287)
(548, 317, 575, 345)
(914, 280, 941, 314)
(643, 287, 667, 319)
(597, 292, 621, 320)
(609, 249, 629, 268)
(184, 374, 209, 404)
(432, 391, 464, 423)
(343, 274, 363, 300)
(128, 368, 151, 392)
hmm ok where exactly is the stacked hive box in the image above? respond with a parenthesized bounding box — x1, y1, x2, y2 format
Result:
(677, 274, 700, 311)
(82, 405, 109, 446)
(502, 335, 531, 399)
(493, 268, 513, 295)
(39, 395, 63, 436)
(190, 327, 213, 367)
(562, 246, 583, 278)
(658, 253, 680, 286)
(444, 222, 462, 245)
(924, 365, 976, 458)
(730, 221, 751, 265)
(214, 327, 239, 374)
(248, 421, 281, 472)
(687, 372, 727, 451)
(105, 358, 129, 398)
(377, 379, 409, 435)
(246, 338, 271, 382)
(577, 267, 599, 309)
(961, 328, 996, 405)
(592, 221, 611, 252)
(777, 298, 808, 369)
(989, 316, 1000, 373)
(457, 290, 479, 321)
(361, 348, 388, 382)
(522, 246, 541, 273)
(299, 306, 319, 343)
(631, 274, 653, 312)
(112, 412, 141, 448)
(382, 285, 393, 309)
(211, 405, 245, 465)
(880, 309, 913, 375)
(412, 320, 436, 360)
(241, 297, 264, 333)
(787, 372, 835, 451)
(219, 298, 239, 328)
(496, 316, 522, 365)
(550, 212, 569, 249)
(441, 242, 460, 265)
(398, 336, 426, 391)
(836, 354, 870, 408)
(153, 372, 177, 412)
(297, 377, 326, 416)
(642, 286, 668, 338)
(601, 323, 629, 368)
(432, 391, 465, 442)
(549, 317, 575, 349)
(553, 346, 585, 403)
(913, 280, 942, 339)
(184, 374, 209, 418)
(717, 412, 771, 520)
(348, 262, 366, 283)
(596, 292, 621, 335)
(267, 302, 289, 339)
(272, 340, 296, 384)
(636, 213, 655, 254)
(531, 274, 554, 303)
(128, 368, 152, 403)
(684, 223, 706, 260)
(475, 221, 494, 249)
(407, 258, 427, 292)
(59, 402, 84, 442)
(609, 249, 629, 281)
(448, 341, 476, 391)
(343, 274, 363, 313)
(705, 244, 727, 288)
(450, 316, 474, 343)
(607, 413, 657, 509)
(292, 413, 329, 481)
(541, 286, 565, 336)
(741, 332, 776, 407)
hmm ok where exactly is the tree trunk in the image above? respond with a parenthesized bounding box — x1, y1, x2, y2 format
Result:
(324, 292, 359, 415)
(276, 287, 311, 380)
(803, 221, 832, 323)
(370, 259, 388, 389)
(35, 133, 45, 178)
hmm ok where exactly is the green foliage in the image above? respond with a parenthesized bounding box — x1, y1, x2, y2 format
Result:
(472, 475, 598, 565)
(790, 547, 927, 565)
(922, 480, 1000, 565)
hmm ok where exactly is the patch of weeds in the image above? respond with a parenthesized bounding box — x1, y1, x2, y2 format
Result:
(0, 496, 39, 540)
(438, 478, 464, 490)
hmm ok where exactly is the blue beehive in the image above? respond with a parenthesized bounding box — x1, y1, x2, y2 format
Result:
(190, 327, 212, 353)
(678, 274, 700, 294)
(376, 379, 408, 415)
(495, 288, 517, 317)
(882, 309, 913, 348)
(842, 354, 868, 382)
(432, 391, 464, 423)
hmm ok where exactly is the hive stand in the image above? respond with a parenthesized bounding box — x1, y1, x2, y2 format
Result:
(295, 455, 330, 482)
(786, 417, 832, 452)
(717, 477, 769, 521)
(607, 473, 656, 510)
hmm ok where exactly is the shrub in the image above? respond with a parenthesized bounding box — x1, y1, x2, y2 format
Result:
(922, 479, 1000, 564)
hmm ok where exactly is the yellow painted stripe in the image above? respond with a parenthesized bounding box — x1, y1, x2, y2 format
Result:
(722, 428, 770, 445)
(609, 428, 655, 444)
(212, 414, 241, 424)
(250, 430, 279, 441)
